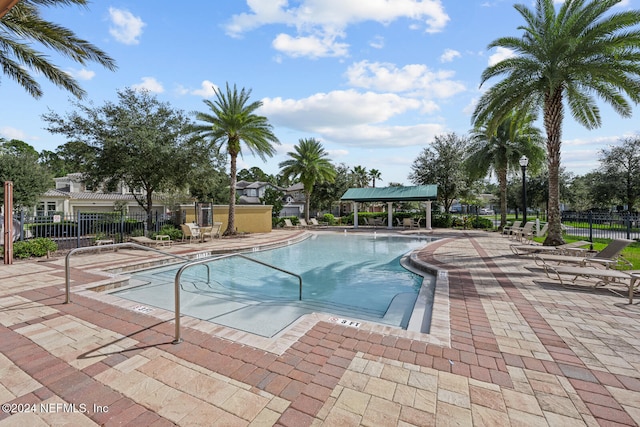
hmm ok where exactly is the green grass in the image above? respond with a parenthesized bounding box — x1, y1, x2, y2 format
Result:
(532, 235, 640, 270)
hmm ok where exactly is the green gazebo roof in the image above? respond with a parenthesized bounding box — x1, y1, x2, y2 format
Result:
(340, 185, 437, 202)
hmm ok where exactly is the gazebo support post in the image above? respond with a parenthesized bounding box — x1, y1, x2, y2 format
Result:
(387, 202, 393, 229)
(353, 202, 359, 228)
(425, 201, 432, 230)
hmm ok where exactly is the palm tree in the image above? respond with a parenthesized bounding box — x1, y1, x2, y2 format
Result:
(369, 169, 382, 188)
(279, 138, 336, 222)
(473, 0, 640, 246)
(1, 0, 117, 99)
(194, 83, 280, 236)
(351, 165, 369, 188)
(468, 111, 545, 230)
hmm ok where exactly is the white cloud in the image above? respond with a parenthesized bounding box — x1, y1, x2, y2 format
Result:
(191, 80, 219, 98)
(109, 8, 145, 45)
(0, 126, 29, 141)
(272, 33, 349, 58)
(440, 48, 460, 63)
(131, 77, 164, 93)
(369, 35, 384, 49)
(488, 46, 515, 66)
(345, 60, 465, 98)
(260, 89, 445, 148)
(226, 0, 449, 58)
(68, 68, 95, 81)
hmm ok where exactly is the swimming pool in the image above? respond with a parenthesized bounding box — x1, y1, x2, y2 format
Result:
(113, 232, 436, 337)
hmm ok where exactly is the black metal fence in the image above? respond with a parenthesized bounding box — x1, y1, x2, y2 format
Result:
(12, 211, 172, 250)
(561, 211, 640, 241)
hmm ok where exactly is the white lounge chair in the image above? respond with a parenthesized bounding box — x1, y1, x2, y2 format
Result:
(512, 222, 535, 242)
(502, 220, 522, 237)
(511, 240, 591, 256)
(543, 264, 640, 303)
(283, 219, 299, 229)
(534, 239, 633, 269)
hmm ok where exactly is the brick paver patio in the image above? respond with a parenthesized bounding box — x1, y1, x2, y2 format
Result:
(0, 229, 638, 426)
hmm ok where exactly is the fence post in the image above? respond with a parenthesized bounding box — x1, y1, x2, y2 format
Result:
(19, 210, 25, 241)
(120, 211, 125, 243)
(76, 211, 81, 249)
(588, 211, 593, 251)
(626, 212, 631, 240)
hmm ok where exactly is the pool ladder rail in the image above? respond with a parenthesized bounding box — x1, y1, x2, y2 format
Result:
(64, 243, 302, 345)
(173, 253, 303, 343)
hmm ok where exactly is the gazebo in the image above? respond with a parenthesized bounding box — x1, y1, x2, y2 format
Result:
(340, 185, 438, 230)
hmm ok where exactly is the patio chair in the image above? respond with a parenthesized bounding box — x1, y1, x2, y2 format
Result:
(200, 222, 222, 242)
(502, 220, 522, 237)
(180, 223, 200, 243)
(534, 238, 634, 269)
(309, 218, 325, 227)
(402, 217, 419, 229)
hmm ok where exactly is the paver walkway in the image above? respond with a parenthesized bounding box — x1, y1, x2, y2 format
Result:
(0, 229, 638, 426)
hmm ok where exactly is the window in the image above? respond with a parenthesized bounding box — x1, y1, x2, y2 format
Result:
(37, 202, 45, 215)
(47, 202, 56, 212)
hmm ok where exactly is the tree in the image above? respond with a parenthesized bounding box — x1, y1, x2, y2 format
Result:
(0, 0, 117, 99)
(39, 140, 98, 177)
(351, 166, 369, 188)
(311, 163, 351, 214)
(0, 139, 52, 209)
(473, 0, 640, 246)
(279, 138, 336, 222)
(599, 137, 640, 212)
(42, 88, 200, 231)
(409, 133, 469, 212)
(260, 187, 284, 217)
(237, 166, 274, 183)
(193, 83, 279, 236)
(369, 169, 382, 188)
(468, 111, 545, 229)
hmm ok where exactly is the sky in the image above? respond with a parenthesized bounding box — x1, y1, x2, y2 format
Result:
(2, 0, 640, 186)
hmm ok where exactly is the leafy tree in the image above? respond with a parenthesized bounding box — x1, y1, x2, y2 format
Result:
(468, 111, 545, 229)
(279, 138, 336, 222)
(369, 169, 382, 188)
(351, 165, 369, 188)
(39, 140, 98, 177)
(260, 186, 284, 217)
(409, 133, 469, 212)
(599, 137, 640, 212)
(0, 0, 116, 99)
(42, 88, 201, 230)
(473, 0, 640, 245)
(0, 139, 52, 209)
(311, 163, 351, 214)
(237, 166, 274, 183)
(193, 83, 279, 236)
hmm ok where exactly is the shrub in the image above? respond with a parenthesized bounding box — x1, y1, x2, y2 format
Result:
(10, 238, 58, 259)
(431, 214, 453, 228)
(322, 213, 335, 225)
(150, 225, 181, 241)
(470, 216, 493, 229)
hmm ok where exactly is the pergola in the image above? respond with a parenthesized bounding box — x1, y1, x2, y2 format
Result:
(340, 185, 438, 230)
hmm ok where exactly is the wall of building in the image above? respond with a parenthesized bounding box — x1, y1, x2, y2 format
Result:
(180, 204, 273, 233)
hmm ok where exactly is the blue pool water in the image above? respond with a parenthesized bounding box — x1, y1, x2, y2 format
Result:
(114, 233, 436, 337)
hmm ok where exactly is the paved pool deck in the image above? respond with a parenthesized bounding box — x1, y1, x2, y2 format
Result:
(0, 228, 638, 426)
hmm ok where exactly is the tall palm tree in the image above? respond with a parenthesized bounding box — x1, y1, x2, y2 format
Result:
(468, 111, 545, 230)
(369, 169, 382, 188)
(194, 83, 280, 236)
(1, 0, 117, 99)
(279, 138, 336, 222)
(473, 0, 640, 246)
(351, 165, 369, 188)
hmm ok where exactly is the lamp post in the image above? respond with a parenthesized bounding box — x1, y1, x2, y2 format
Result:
(519, 155, 529, 224)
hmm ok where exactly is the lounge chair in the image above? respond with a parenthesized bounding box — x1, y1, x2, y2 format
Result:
(309, 218, 324, 227)
(534, 238, 634, 269)
(512, 222, 535, 242)
(299, 219, 310, 228)
(283, 219, 299, 229)
(502, 220, 522, 237)
(511, 240, 591, 256)
(543, 264, 639, 303)
(130, 236, 171, 248)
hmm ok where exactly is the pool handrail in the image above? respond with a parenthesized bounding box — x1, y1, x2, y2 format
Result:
(65, 242, 209, 304)
(173, 252, 303, 344)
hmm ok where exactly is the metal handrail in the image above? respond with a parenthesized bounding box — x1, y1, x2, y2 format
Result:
(65, 243, 210, 304)
(173, 253, 302, 344)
